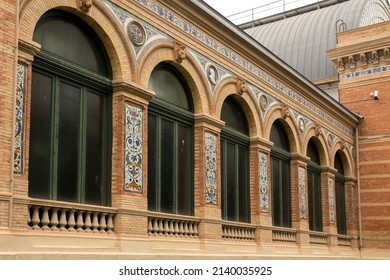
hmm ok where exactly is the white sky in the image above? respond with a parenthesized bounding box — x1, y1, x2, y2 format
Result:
(203, 0, 321, 24)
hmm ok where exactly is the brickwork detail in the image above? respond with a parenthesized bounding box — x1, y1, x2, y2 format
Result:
(124, 103, 143, 193)
(299, 166, 307, 219)
(259, 152, 269, 213)
(205, 132, 217, 205)
(14, 64, 26, 174)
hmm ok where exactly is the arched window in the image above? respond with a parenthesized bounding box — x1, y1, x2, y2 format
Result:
(307, 139, 323, 232)
(220, 96, 250, 223)
(29, 10, 112, 206)
(270, 121, 291, 227)
(335, 151, 347, 235)
(148, 64, 194, 216)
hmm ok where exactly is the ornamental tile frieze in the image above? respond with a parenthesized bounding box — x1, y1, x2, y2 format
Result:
(137, 0, 353, 138)
(299, 166, 307, 219)
(259, 152, 269, 213)
(328, 177, 335, 224)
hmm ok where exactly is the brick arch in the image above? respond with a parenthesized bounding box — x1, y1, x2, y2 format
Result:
(331, 143, 355, 178)
(302, 126, 330, 166)
(213, 79, 262, 138)
(138, 43, 209, 115)
(264, 105, 300, 154)
(19, 0, 134, 82)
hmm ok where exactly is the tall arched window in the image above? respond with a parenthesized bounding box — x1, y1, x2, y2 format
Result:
(148, 64, 194, 216)
(270, 121, 291, 227)
(335, 151, 347, 235)
(29, 10, 112, 206)
(220, 96, 250, 223)
(307, 139, 323, 232)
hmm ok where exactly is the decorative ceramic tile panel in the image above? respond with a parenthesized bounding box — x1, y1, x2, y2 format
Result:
(14, 64, 26, 174)
(124, 103, 143, 193)
(328, 177, 335, 224)
(299, 166, 307, 219)
(205, 132, 218, 205)
(259, 152, 269, 213)
(137, 0, 354, 137)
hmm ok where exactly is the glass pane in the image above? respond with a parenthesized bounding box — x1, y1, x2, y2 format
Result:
(177, 124, 192, 215)
(281, 160, 291, 227)
(238, 145, 249, 223)
(335, 152, 344, 175)
(149, 69, 190, 110)
(56, 81, 80, 203)
(226, 142, 237, 221)
(29, 71, 53, 199)
(336, 180, 347, 234)
(147, 114, 157, 211)
(33, 11, 111, 77)
(84, 91, 105, 205)
(270, 122, 289, 151)
(307, 140, 320, 165)
(160, 118, 174, 213)
(271, 157, 282, 226)
(221, 97, 248, 135)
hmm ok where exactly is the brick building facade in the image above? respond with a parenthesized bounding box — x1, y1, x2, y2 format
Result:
(0, 0, 378, 259)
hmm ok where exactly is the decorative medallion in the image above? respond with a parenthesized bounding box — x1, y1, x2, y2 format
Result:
(259, 94, 268, 111)
(205, 132, 218, 205)
(299, 166, 307, 219)
(14, 64, 26, 174)
(127, 21, 146, 46)
(124, 103, 143, 193)
(259, 153, 269, 213)
(328, 177, 335, 224)
(327, 133, 334, 147)
(206, 64, 218, 85)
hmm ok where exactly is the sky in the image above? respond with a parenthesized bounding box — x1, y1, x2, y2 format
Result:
(203, 0, 320, 25)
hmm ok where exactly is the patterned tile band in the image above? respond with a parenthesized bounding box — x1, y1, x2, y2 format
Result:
(14, 64, 26, 174)
(205, 132, 218, 205)
(124, 103, 143, 193)
(299, 166, 307, 219)
(342, 65, 390, 79)
(328, 177, 335, 224)
(137, 0, 353, 137)
(259, 152, 269, 213)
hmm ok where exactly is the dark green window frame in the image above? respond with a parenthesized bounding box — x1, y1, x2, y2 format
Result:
(308, 163, 323, 232)
(335, 152, 347, 235)
(147, 65, 194, 216)
(221, 128, 250, 223)
(28, 10, 112, 206)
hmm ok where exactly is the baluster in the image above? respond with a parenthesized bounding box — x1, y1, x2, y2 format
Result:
(59, 209, 67, 231)
(84, 212, 92, 233)
(68, 209, 76, 232)
(193, 223, 199, 237)
(50, 208, 59, 231)
(183, 222, 189, 237)
(152, 218, 159, 236)
(31, 206, 40, 230)
(106, 213, 114, 234)
(179, 222, 185, 237)
(92, 212, 99, 233)
(174, 221, 180, 237)
(163, 220, 170, 236)
(27, 206, 32, 227)
(99, 213, 107, 233)
(188, 223, 194, 237)
(169, 220, 175, 236)
(148, 218, 153, 235)
(41, 207, 50, 230)
(158, 219, 164, 236)
(76, 211, 85, 232)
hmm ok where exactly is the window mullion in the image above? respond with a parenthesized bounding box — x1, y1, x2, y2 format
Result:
(234, 144, 239, 221)
(173, 121, 178, 214)
(50, 76, 60, 200)
(78, 86, 87, 204)
(156, 116, 161, 212)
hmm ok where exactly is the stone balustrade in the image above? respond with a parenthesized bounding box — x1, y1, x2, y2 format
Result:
(28, 199, 116, 233)
(272, 228, 297, 243)
(337, 236, 352, 246)
(309, 232, 328, 245)
(148, 214, 200, 238)
(221, 223, 256, 241)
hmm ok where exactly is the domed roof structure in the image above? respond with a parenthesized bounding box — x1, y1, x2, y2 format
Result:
(243, 0, 390, 83)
